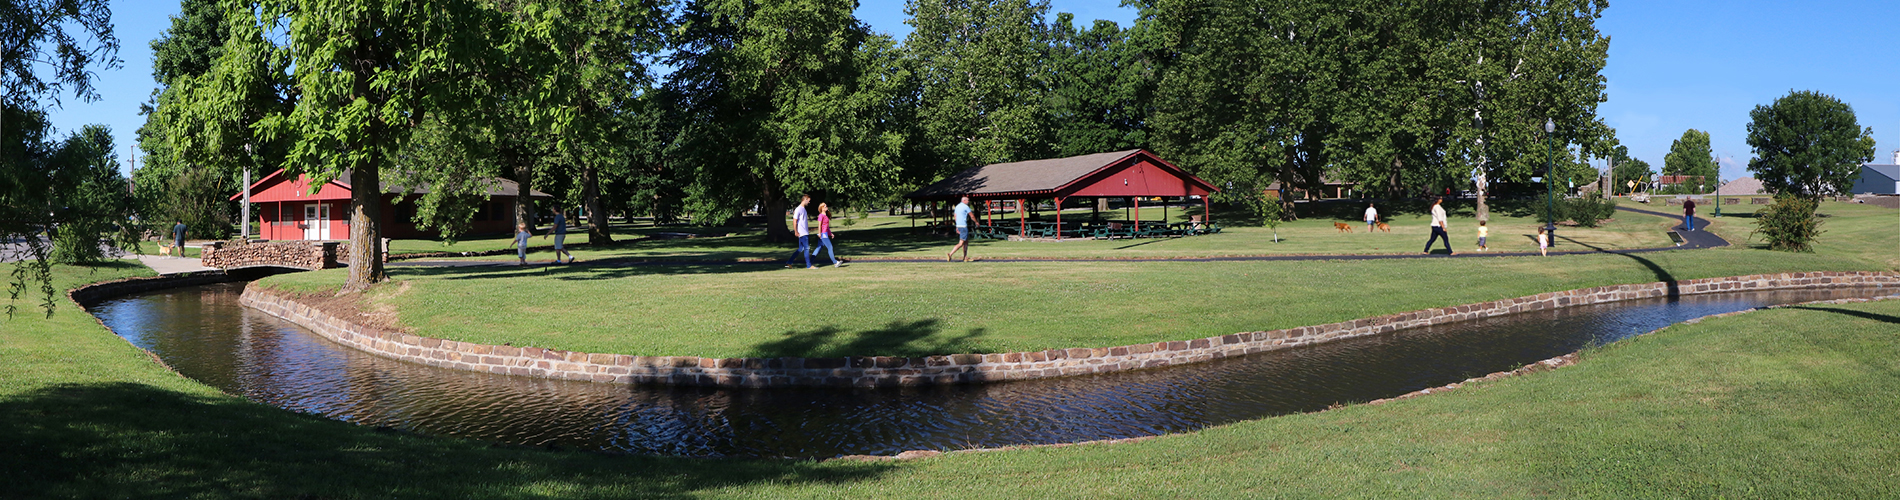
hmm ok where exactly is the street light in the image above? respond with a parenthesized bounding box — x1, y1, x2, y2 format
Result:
(1544, 118, 1556, 247)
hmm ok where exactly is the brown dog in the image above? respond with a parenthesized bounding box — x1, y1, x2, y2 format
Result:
(1334, 222, 1353, 233)
(1375, 222, 1390, 232)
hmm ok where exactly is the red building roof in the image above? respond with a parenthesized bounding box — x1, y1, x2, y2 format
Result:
(907, 149, 1219, 201)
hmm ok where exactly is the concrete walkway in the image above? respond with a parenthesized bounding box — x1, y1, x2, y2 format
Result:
(133, 254, 219, 275)
(385, 206, 1731, 270)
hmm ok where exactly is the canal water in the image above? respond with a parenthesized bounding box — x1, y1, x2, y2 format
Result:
(91, 282, 1894, 458)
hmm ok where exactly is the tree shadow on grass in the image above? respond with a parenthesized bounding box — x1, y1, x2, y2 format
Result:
(1554, 234, 1680, 299)
(1783, 305, 1900, 325)
(0, 382, 893, 499)
(747, 319, 989, 358)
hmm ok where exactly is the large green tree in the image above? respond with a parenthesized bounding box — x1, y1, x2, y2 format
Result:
(138, 0, 294, 239)
(3, 0, 122, 314)
(667, 0, 909, 241)
(1663, 128, 1719, 188)
(1044, 13, 1151, 157)
(1744, 90, 1876, 199)
(249, 0, 492, 291)
(1147, 0, 1613, 219)
(904, 0, 1053, 179)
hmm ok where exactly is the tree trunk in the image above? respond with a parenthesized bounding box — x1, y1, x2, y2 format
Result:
(582, 163, 611, 244)
(507, 145, 537, 234)
(345, 163, 385, 292)
(761, 183, 792, 243)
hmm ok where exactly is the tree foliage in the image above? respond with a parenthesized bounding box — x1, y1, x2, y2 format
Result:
(1147, 0, 1614, 215)
(1744, 90, 1875, 199)
(667, 0, 908, 240)
(904, 0, 1054, 179)
(1663, 128, 1718, 182)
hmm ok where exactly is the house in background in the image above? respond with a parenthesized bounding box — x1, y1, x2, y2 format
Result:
(1851, 150, 1900, 195)
(234, 170, 552, 241)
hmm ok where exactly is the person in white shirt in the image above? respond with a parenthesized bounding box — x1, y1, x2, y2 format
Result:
(1422, 197, 1453, 255)
(786, 194, 814, 269)
(1364, 203, 1378, 232)
(946, 195, 977, 262)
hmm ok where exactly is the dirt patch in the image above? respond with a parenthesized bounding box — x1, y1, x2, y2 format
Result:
(250, 282, 407, 333)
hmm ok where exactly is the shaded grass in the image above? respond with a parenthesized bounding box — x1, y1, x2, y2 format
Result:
(254, 200, 1894, 359)
(9, 261, 1900, 497)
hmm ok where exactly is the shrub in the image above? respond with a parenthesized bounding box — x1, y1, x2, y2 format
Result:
(1752, 196, 1823, 252)
(1535, 192, 1616, 227)
(49, 222, 110, 264)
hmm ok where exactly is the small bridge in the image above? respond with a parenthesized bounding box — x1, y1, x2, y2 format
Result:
(200, 241, 345, 271)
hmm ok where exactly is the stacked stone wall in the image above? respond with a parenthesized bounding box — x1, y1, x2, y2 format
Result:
(201, 241, 335, 270)
(239, 271, 1900, 388)
(69, 272, 235, 307)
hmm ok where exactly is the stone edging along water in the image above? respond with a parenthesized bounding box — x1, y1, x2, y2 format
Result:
(221, 271, 1900, 389)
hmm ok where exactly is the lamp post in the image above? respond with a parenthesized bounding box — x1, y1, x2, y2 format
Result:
(1543, 118, 1556, 247)
(241, 143, 253, 242)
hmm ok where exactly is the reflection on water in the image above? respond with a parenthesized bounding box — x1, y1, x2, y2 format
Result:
(92, 281, 1893, 458)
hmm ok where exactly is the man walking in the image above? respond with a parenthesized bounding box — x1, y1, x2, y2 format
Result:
(1682, 198, 1697, 231)
(545, 208, 574, 263)
(787, 194, 814, 269)
(1364, 203, 1379, 232)
(1422, 197, 1454, 255)
(946, 195, 977, 262)
(171, 220, 187, 258)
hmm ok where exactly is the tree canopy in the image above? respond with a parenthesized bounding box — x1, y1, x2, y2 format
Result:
(1663, 129, 1718, 183)
(1745, 90, 1876, 199)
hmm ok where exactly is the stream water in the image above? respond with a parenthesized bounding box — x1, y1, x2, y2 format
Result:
(91, 281, 1893, 458)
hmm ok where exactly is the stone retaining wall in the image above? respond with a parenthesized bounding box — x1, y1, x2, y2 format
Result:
(239, 271, 1900, 388)
(201, 241, 337, 270)
(69, 271, 235, 307)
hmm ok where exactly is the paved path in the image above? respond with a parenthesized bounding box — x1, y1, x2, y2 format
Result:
(386, 206, 1730, 270)
(133, 254, 219, 275)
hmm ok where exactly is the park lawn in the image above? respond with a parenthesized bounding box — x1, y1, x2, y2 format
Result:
(255, 202, 1895, 359)
(8, 259, 1900, 498)
(486, 200, 1677, 264)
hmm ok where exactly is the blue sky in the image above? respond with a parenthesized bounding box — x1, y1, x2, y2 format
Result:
(43, 1, 1899, 180)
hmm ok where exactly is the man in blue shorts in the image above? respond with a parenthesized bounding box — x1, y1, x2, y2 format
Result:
(543, 208, 574, 263)
(946, 195, 977, 262)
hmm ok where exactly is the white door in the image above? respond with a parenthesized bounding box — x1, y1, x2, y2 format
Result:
(317, 204, 331, 240)
(304, 204, 319, 240)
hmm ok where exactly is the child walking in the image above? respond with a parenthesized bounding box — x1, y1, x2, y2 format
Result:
(1536, 226, 1549, 257)
(810, 203, 844, 267)
(1476, 220, 1489, 252)
(513, 223, 531, 265)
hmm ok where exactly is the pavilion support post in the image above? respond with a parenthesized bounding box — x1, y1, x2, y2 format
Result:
(1056, 197, 1063, 240)
(1134, 196, 1140, 233)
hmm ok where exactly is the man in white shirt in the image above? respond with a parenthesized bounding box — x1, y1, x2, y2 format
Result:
(786, 194, 814, 269)
(1364, 203, 1378, 232)
(1423, 197, 1453, 255)
(946, 195, 977, 262)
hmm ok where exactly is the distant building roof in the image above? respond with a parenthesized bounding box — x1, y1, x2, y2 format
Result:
(1864, 164, 1900, 180)
(907, 149, 1219, 201)
(233, 169, 552, 202)
(1717, 177, 1765, 195)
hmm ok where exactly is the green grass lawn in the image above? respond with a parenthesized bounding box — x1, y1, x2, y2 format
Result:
(418, 199, 1675, 263)
(254, 201, 1897, 359)
(8, 259, 1900, 498)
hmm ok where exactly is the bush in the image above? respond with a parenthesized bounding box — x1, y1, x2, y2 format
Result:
(1752, 196, 1823, 252)
(1534, 192, 1616, 227)
(49, 222, 110, 264)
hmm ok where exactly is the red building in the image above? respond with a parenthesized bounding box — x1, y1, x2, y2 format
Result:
(233, 170, 552, 241)
(906, 149, 1220, 238)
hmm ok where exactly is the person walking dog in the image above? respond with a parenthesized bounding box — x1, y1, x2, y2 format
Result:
(170, 220, 187, 258)
(1364, 203, 1378, 232)
(1422, 197, 1454, 255)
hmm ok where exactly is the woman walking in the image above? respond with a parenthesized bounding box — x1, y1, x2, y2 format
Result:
(810, 203, 844, 267)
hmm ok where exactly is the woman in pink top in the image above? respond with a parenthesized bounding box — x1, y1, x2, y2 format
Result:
(809, 203, 844, 267)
